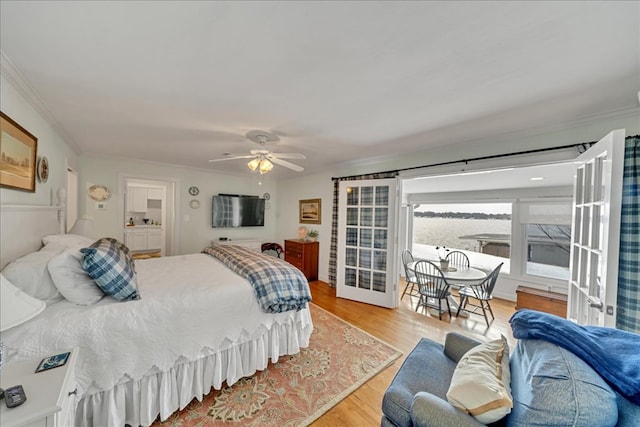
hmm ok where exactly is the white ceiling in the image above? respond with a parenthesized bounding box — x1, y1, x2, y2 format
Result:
(402, 161, 577, 194)
(1, 1, 638, 180)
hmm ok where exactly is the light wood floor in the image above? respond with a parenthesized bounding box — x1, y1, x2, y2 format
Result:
(308, 279, 517, 427)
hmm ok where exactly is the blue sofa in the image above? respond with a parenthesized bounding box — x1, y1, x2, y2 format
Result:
(381, 333, 640, 427)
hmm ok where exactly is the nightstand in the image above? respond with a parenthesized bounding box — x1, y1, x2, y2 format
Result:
(0, 349, 78, 427)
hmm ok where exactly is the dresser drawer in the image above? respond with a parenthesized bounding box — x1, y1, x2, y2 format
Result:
(284, 239, 319, 281)
(285, 248, 303, 258)
(285, 242, 303, 253)
(288, 258, 304, 271)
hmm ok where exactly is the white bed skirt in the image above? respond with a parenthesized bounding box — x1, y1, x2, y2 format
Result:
(76, 312, 313, 427)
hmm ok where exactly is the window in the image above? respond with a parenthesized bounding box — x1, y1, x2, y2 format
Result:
(521, 201, 572, 280)
(411, 203, 512, 273)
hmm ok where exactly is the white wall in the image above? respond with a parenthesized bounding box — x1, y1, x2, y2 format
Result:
(79, 155, 278, 255)
(275, 173, 334, 282)
(347, 110, 640, 177)
(0, 75, 78, 208)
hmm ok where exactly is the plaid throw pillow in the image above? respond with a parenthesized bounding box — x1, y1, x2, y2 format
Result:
(81, 238, 139, 301)
(107, 237, 136, 272)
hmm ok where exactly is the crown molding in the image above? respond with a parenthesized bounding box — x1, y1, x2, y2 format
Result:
(0, 50, 81, 154)
(80, 152, 270, 179)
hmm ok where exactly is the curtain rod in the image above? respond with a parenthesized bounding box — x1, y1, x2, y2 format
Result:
(331, 141, 595, 181)
(331, 134, 639, 181)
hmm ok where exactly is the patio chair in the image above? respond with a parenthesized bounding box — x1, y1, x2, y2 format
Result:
(456, 262, 504, 325)
(443, 250, 471, 293)
(413, 260, 452, 320)
(445, 250, 470, 267)
(401, 249, 419, 299)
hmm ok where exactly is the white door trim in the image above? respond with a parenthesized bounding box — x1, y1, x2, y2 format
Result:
(117, 173, 181, 256)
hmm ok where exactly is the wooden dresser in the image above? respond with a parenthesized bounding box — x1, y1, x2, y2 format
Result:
(284, 239, 319, 281)
(516, 286, 568, 318)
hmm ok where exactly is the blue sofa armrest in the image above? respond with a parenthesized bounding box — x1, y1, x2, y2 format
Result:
(444, 332, 481, 362)
(381, 334, 484, 427)
(411, 392, 485, 427)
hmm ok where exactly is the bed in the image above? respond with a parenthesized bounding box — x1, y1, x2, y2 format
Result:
(0, 204, 313, 426)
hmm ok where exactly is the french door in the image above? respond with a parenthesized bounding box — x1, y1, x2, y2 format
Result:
(568, 129, 625, 327)
(337, 178, 399, 308)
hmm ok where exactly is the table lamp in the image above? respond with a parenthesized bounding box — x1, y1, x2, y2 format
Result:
(1, 274, 46, 333)
(69, 216, 95, 238)
(0, 274, 46, 375)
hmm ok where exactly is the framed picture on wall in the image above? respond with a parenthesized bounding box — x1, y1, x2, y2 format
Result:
(0, 111, 38, 192)
(299, 198, 321, 224)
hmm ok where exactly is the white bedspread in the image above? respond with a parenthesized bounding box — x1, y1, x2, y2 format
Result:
(2, 253, 313, 400)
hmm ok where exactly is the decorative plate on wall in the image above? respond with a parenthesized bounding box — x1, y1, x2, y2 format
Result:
(88, 184, 111, 201)
(189, 199, 201, 209)
(188, 186, 200, 196)
(37, 156, 49, 183)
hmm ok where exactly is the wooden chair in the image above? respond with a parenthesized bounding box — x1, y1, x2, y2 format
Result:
(413, 260, 452, 320)
(445, 250, 470, 267)
(444, 250, 470, 292)
(456, 263, 504, 325)
(261, 242, 283, 258)
(401, 249, 419, 299)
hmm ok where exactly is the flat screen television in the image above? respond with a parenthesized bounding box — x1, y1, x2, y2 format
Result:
(212, 194, 265, 228)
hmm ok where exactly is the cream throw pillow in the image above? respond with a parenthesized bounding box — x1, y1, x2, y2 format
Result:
(48, 247, 105, 305)
(446, 335, 512, 424)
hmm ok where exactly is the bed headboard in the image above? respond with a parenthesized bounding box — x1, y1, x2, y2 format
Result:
(0, 204, 64, 270)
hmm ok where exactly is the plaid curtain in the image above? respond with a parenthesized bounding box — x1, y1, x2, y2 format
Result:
(328, 171, 398, 287)
(617, 136, 640, 332)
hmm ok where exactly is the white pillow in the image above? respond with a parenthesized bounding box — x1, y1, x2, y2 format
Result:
(446, 335, 512, 424)
(1, 246, 64, 304)
(42, 234, 95, 249)
(48, 248, 105, 305)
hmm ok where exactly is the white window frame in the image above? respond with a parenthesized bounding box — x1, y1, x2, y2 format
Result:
(404, 189, 574, 291)
(517, 198, 573, 287)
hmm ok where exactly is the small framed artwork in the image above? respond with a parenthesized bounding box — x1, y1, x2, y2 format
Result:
(299, 198, 321, 224)
(35, 352, 71, 373)
(0, 111, 38, 192)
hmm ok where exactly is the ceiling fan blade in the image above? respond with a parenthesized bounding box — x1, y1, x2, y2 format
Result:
(269, 157, 304, 172)
(250, 149, 270, 155)
(208, 155, 254, 163)
(269, 153, 306, 160)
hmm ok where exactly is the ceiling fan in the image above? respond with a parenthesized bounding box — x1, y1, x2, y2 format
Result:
(208, 130, 305, 173)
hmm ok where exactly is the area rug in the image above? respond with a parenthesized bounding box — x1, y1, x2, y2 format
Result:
(154, 303, 402, 427)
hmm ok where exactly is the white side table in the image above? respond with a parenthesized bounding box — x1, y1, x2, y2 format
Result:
(0, 349, 78, 427)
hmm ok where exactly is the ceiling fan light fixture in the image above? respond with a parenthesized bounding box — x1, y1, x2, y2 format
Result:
(259, 159, 274, 174)
(212, 130, 303, 173)
(247, 158, 260, 171)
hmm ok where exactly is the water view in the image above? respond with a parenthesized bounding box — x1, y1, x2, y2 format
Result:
(410, 204, 570, 280)
(413, 217, 511, 252)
